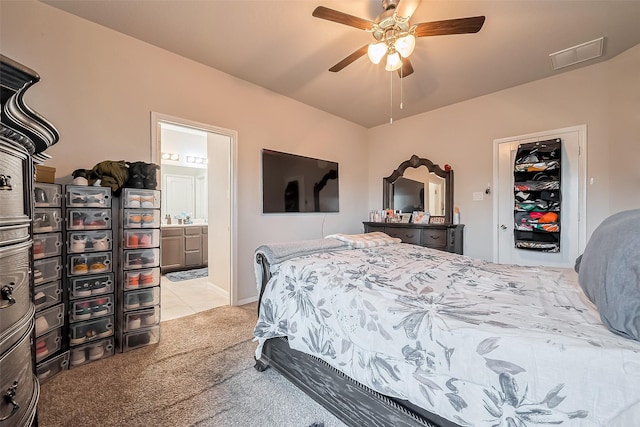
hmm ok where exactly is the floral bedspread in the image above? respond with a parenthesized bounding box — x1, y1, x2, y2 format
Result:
(254, 243, 640, 427)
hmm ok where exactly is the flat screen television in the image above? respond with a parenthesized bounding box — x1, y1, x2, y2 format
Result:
(262, 149, 339, 213)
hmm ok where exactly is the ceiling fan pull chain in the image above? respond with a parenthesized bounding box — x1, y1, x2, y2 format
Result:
(390, 70, 393, 124)
(400, 64, 404, 110)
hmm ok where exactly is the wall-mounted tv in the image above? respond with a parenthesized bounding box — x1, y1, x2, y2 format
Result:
(262, 149, 339, 213)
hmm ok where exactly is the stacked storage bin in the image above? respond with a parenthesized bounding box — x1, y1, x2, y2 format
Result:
(33, 183, 68, 383)
(64, 185, 116, 367)
(118, 188, 161, 352)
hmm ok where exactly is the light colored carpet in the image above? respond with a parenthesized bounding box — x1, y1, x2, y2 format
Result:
(37, 303, 346, 427)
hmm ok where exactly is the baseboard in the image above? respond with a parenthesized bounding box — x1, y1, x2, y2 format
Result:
(236, 295, 258, 306)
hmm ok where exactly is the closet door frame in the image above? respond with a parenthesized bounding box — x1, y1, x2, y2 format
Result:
(492, 125, 587, 267)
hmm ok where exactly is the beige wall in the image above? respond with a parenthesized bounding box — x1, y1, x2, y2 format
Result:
(3, 1, 638, 299)
(607, 43, 640, 214)
(1, 1, 369, 303)
(367, 43, 639, 260)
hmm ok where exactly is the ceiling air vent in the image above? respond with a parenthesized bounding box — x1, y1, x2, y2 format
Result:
(549, 37, 605, 70)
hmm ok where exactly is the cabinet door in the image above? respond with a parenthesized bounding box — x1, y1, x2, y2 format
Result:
(184, 227, 202, 267)
(202, 226, 208, 265)
(184, 235, 202, 267)
(161, 233, 183, 270)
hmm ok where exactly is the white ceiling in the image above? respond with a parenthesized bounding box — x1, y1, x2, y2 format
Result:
(42, 0, 640, 128)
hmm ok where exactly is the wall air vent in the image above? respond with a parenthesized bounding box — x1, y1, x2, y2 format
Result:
(549, 37, 605, 70)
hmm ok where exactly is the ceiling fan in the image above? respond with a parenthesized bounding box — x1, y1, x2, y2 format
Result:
(312, 0, 485, 78)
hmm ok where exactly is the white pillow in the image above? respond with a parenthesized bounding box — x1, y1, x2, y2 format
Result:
(326, 232, 401, 248)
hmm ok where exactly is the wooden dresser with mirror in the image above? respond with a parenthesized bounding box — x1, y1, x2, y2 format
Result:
(364, 154, 464, 254)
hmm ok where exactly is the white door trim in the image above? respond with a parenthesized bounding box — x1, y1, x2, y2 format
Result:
(151, 112, 239, 306)
(492, 124, 587, 264)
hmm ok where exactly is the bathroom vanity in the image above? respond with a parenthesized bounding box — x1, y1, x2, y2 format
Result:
(160, 224, 208, 272)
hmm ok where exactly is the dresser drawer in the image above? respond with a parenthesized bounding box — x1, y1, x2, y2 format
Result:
(0, 224, 29, 248)
(0, 140, 29, 227)
(0, 241, 31, 334)
(0, 312, 38, 427)
(422, 229, 447, 249)
(384, 227, 421, 245)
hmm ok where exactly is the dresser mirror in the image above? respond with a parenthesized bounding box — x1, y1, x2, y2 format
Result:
(383, 155, 454, 224)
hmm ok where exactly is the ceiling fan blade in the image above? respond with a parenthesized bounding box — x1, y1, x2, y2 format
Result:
(414, 16, 485, 37)
(312, 6, 374, 31)
(398, 58, 414, 78)
(395, 0, 421, 19)
(329, 45, 369, 72)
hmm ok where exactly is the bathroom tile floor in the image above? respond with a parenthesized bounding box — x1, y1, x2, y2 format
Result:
(160, 275, 228, 321)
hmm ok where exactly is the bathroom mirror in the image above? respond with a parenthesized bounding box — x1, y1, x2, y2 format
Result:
(383, 155, 453, 224)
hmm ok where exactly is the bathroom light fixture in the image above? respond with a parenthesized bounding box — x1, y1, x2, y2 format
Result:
(186, 155, 207, 164)
(161, 152, 179, 161)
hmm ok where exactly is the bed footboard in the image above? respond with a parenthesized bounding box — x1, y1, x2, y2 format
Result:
(254, 252, 456, 427)
(258, 337, 455, 427)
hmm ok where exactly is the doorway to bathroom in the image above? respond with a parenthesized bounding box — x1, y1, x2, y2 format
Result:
(151, 112, 237, 321)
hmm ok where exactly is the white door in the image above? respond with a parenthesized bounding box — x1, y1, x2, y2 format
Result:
(494, 126, 586, 267)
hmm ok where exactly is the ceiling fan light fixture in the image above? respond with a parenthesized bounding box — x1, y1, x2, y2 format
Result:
(395, 33, 415, 58)
(385, 51, 402, 71)
(367, 42, 387, 64)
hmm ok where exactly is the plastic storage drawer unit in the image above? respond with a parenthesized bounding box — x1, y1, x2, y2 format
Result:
(69, 295, 114, 322)
(68, 273, 114, 300)
(34, 182, 62, 208)
(69, 316, 114, 346)
(122, 189, 160, 209)
(33, 256, 62, 285)
(34, 280, 63, 312)
(33, 232, 63, 259)
(67, 252, 112, 277)
(69, 337, 114, 368)
(123, 326, 160, 352)
(66, 208, 111, 231)
(37, 351, 69, 383)
(67, 230, 113, 253)
(123, 306, 160, 331)
(33, 208, 62, 233)
(123, 287, 160, 311)
(124, 209, 160, 228)
(123, 267, 160, 290)
(34, 304, 65, 337)
(65, 185, 111, 208)
(35, 328, 63, 363)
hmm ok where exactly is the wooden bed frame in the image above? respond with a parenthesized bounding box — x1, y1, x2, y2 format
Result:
(253, 253, 458, 427)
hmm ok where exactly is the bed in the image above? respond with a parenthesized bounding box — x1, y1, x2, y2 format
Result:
(253, 213, 640, 427)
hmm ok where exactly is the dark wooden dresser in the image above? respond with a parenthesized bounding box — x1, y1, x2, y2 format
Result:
(1, 55, 59, 426)
(363, 222, 464, 254)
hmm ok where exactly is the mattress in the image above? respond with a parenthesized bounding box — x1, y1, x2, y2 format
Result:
(254, 243, 640, 427)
